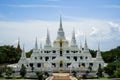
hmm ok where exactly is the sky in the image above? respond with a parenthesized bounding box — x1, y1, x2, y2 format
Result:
(0, 0, 120, 51)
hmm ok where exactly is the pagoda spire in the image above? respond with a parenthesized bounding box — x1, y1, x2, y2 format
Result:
(84, 36, 88, 50)
(80, 40, 82, 50)
(70, 29, 77, 47)
(72, 28, 75, 40)
(22, 44, 25, 53)
(19, 44, 27, 68)
(17, 37, 22, 53)
(44, 29, 51, 47)
(35, 37, 38, 49)
(96, 43, 103, 60)
(56, 15, 66, 40)
(21, 44, 26, 60)
(17, 38, 20, 48)
(59, 15, 63, 31)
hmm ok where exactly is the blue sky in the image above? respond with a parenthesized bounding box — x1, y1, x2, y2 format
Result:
(0, 0, 120, 51)
(0, 0, 120, 21)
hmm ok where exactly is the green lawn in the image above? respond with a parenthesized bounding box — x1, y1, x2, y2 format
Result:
(0, 77, 5, 80)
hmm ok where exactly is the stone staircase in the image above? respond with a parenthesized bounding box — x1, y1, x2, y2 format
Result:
(48, 73, 77, 80)
(52, 75, 71, 80)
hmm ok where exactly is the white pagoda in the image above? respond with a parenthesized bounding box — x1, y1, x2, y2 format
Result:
(18, 17, 105, 72)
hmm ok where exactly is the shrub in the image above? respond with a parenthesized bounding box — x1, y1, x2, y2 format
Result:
(6, 67, 13, 77)
(36, 71, 44, 80)
(114, 68, 120, 78)
(20, 64, 26, 77)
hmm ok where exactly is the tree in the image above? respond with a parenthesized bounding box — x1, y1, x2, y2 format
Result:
(0, 66, 5, 77)
(96, 64, 103, 77)
(20, 64, 26, 77)
(89, 50, 97, 58)
(0, 45, 20, 64)
(72, 70, 77, 77)
(104, 62, 116, 76)
(26, 49, 33, 58)
(44, 71, 49, 77)
(6, 67, 13, 77)
(114, 68, 120, 78)
(0, 52, 6, 64)
(102, 46, 120, 63)
(36, 71, 44, 80)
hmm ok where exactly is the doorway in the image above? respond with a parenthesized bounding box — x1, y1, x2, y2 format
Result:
(60, 61, 63, 68)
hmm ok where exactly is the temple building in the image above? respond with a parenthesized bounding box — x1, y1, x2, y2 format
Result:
(18, 17, 106, 72)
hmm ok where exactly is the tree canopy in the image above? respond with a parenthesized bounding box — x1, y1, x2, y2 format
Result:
(0, 45, 21, 64)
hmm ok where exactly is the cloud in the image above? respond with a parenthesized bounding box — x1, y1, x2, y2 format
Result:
(107, 21, 120, 32)
(0, 19, 120, 51)
(90, 27, 99, 36)
(11, 40, 18, 45)
(75, 31, 84, 38)
(0, 40, 2, 43)
(107, 21, 120, 28)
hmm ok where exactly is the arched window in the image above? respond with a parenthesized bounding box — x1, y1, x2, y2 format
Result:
(74, 56, 77, 61)
(88, 63, 93, 71)
(60, 50, 62, 56)
(67, 63, 71, 67)
(40, 57, 42, 60)
(53, 50, 56, 53)
(45, 57, 49, 61)
(67, 56, 70, 59)
(85, 56, 88, 59)
(52, 56, 56, 60)
(66, 50, 69, 53)
(52, 63, 56, 67)
(80, 56, 83, 60)
(89, 63, 93, 66)
(30, 63, 33, 67)
(37, 63, 41, 67)
(82, 63, 85, 67)
(35, 57, 37, 60)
